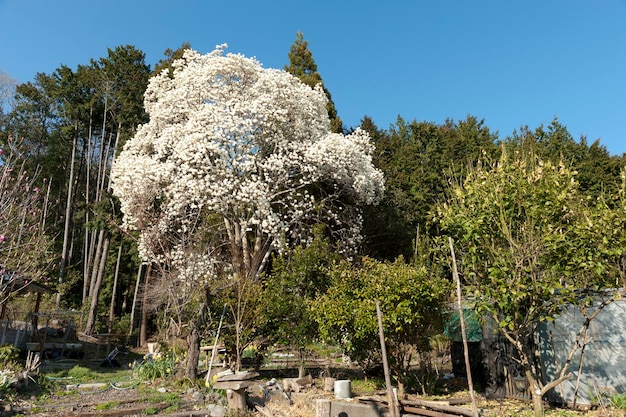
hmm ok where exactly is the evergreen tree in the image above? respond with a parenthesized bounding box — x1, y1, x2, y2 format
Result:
(503, 118, 622, 197)
(153, 42, 192, 77)
(285, 32, 343, 133)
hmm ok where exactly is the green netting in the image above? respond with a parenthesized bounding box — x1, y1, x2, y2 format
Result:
(444, 308, 482, 342)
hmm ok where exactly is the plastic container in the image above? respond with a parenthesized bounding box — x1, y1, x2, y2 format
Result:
(334, 379, 351, 399)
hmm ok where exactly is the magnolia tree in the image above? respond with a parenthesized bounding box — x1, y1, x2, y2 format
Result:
(111, 45, 384, 373)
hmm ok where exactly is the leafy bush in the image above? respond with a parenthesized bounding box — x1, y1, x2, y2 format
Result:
(0, 344, 23, 393)
(0, 345, 21, 370)
(131, 350, 178, 382)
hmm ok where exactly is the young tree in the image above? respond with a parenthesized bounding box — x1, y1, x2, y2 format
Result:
(0, 137, 55, 301)
(260, 225, 341, 377)
(111, 45, 384, 375)
(314, 256, 451, 395)
(435, 149, 623, 416)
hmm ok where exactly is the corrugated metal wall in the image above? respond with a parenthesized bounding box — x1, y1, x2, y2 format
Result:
(537, 297, 626, 406)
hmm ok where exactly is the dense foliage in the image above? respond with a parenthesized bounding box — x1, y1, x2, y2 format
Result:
(435, 149, 625, 414)
(315, 256, 451, 392)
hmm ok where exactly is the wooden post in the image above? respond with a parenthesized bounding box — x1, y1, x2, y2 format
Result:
(376, 300, 399, 417)
(226, 388, 247, 409)
(33, 292, 42, 329)
(206, 304, 227, 386)
(449, 237, 480, 417)
(213, 371, 258, 411)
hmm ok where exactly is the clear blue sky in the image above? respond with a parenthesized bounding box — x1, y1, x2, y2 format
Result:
(1, 0, 625, 155)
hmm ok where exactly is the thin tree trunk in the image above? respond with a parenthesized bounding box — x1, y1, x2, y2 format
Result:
(84, 234, 111, 334)
(528, 369, 544, 417)
(88, 230, 105, 298)
(128, 263, 145, 340)
(206, 304, 226, 386)
(82, 230, 91, 305)
(139, 269, 150, 347)
(108, 243, 123, 333)
(57, 132, 77, 308)
(83, 107, 94, 306)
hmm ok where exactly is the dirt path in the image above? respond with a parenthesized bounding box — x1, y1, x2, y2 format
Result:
(9, 384, 216, 417)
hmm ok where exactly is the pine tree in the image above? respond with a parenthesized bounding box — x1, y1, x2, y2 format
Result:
(285, 32, 343, 133)
(153, 42, 192, 77)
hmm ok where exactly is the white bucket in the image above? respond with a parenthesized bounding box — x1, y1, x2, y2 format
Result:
(334, 379, 351, 399)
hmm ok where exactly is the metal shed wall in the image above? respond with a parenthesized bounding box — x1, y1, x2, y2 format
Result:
(537, 298, 626, 405)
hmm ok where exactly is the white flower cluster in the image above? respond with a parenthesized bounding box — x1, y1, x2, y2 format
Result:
(112, 45, 385, 280)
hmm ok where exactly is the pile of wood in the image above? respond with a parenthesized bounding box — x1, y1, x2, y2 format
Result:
(360, 396, 479, 417)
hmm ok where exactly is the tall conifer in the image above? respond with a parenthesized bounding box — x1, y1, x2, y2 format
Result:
(285, 32, 343, 133)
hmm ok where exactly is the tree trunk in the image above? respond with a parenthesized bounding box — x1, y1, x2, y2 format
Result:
(82, 107, 94, 306)
(139, 270, 151, 347)
(185, 324, 201, 380)
(128, 263, 145, 340)
(82, 230, 95, 305)
(88, 230, 105, 298)
(57, 132, 77, 308)
(84, 233, 111, 334)
(108, 243, 123, 333)
(527, 370, 544, 417)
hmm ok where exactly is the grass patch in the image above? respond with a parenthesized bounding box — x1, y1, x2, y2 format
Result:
(351, 377, 383, 394)
(43, 363, 134, 386)
(144, 406, 160, 415)
(143, 391, 181, 410)
(94, 400, 120, 411)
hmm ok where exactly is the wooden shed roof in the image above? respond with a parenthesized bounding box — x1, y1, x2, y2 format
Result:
(1, 273, 55, 295)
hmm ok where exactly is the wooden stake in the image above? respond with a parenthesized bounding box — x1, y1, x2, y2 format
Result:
(449, 237, 480, 417)
(205, 304, 227, 386)
(376, 300, 399, 417)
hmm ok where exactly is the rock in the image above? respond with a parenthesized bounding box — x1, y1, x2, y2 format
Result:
(283, 374, 313, 393)
(210, 404, 226, 417)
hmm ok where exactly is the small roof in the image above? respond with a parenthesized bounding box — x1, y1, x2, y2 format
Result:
(1, 273, 55, 295)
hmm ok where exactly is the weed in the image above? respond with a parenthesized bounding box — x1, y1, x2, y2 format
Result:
(145, 391, 181, 405)
(94, 400, 120, 411)
(351, 378, 382, 394)
(608, 392, 626, 410)
(131, 350, 178, 382)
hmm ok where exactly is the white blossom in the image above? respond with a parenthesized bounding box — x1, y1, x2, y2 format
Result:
(112, 45, 385, 285)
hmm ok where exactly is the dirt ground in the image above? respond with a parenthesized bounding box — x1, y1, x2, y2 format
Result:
(2, 347, 624, 417)
(7, 374, 623, 417)
(9, 385, 623, 417)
